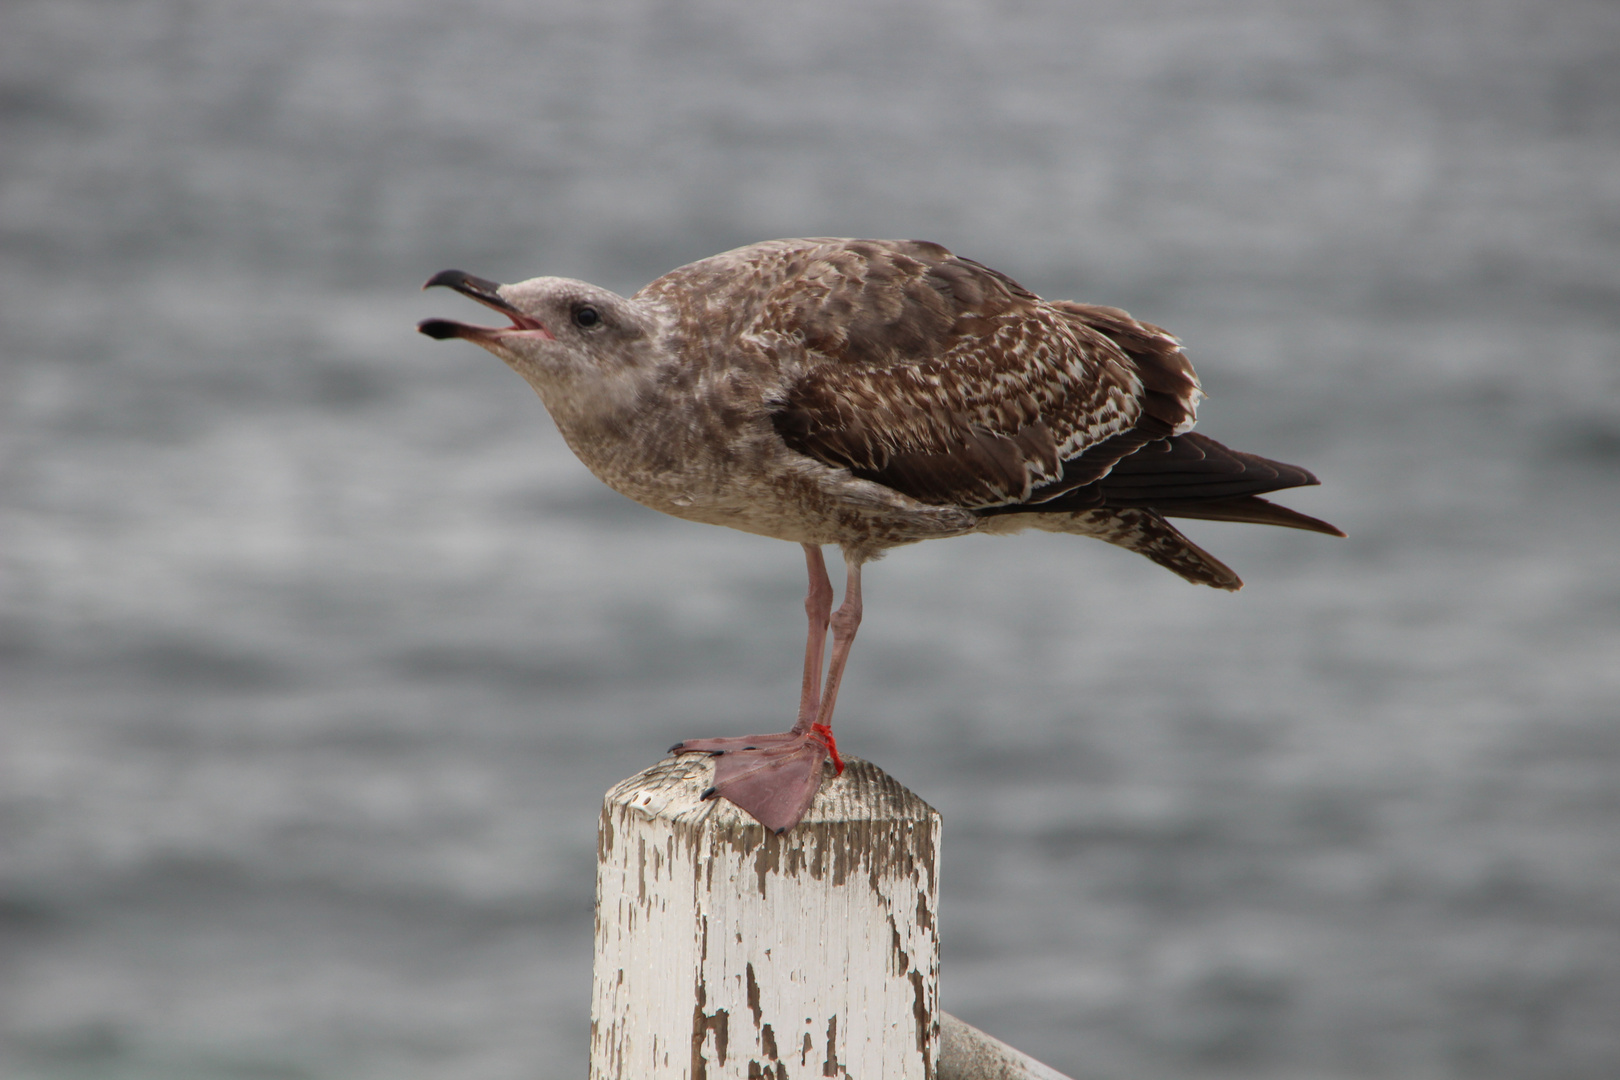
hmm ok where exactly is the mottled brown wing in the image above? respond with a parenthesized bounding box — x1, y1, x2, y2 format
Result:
(761, 240, 1198, 509)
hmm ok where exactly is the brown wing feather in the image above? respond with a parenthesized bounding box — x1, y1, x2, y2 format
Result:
(761, 240, 1177, 509)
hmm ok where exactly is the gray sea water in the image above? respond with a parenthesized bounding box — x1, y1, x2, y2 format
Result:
(3, 1, 1619, 1078)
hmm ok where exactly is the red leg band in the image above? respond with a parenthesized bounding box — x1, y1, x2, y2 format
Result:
(809, 723, 844, 775)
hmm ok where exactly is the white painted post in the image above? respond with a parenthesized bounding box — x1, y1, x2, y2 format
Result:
(590, 754, 941, 1080)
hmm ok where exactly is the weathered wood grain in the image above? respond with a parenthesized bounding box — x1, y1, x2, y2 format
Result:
(590, 754, 941, 1079)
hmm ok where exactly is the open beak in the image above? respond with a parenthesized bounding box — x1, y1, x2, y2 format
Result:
(418, 270, 553, 341)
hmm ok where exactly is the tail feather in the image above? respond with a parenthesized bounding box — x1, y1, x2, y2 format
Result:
(1032, 507, 1244, 591)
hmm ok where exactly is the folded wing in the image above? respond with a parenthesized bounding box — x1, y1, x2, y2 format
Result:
(752, 238, 1341, 584)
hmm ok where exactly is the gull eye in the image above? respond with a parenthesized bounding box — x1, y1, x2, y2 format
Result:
(573, 306, 600, 328)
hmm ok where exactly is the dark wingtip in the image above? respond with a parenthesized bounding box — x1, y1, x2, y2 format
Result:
(416, 318, 464, 340)
(1156, 494, 1346, 538)
(1271, 505, 1346, 537)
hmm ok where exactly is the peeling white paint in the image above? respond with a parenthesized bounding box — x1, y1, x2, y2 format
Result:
(591, 755, 941, 1079)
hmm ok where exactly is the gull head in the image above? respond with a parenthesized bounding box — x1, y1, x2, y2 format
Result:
(418, 270, 662, 395)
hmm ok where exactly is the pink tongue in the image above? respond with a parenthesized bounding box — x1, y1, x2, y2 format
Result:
(513, 319, 554, 340)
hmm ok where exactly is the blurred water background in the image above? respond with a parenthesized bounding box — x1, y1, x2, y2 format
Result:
(3, 1, 1619, 1077)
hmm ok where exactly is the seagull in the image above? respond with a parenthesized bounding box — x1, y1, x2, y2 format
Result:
(418, 238, 1342, 833)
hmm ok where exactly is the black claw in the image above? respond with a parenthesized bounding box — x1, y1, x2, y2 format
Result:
(774, 826, 788, 835)
(742, 745, 758, 751)
(700, 787, 718, 801)
(709, 749, 725, 757)
(668, 742, 686, 753)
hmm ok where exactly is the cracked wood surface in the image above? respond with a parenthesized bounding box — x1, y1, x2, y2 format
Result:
(591, 755, 941, 1079)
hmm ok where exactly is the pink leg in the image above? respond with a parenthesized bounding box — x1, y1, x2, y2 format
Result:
(796, 544, 835, 729)
(810, 557, 862, 733)
(667, 547, 860, 833)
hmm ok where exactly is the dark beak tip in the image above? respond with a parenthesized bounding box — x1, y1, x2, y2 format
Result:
(417, 318, 462, 340)
(422, 269, 470, 292)
(419, 269, 516, 334)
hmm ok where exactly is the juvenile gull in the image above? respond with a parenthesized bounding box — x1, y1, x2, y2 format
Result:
(418, 238, 1342, 833)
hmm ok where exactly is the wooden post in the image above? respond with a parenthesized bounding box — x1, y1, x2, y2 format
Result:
(590, 754, 941, 1079)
